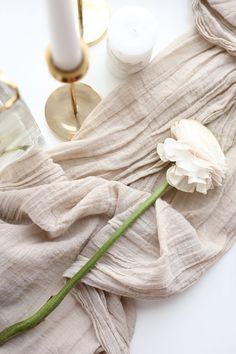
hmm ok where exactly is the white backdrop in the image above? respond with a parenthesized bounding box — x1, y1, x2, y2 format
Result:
(0, 1, 236, 353)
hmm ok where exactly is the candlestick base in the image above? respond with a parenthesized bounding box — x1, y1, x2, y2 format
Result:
(82, 0, 110, 46)
(45, 83, 101, 141)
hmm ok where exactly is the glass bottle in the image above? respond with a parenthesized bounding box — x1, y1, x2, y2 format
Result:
(0, 75, 44, 169)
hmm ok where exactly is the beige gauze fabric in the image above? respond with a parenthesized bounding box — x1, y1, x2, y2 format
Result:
(193, 0, 236, 55)
(0, 31, 236, 354)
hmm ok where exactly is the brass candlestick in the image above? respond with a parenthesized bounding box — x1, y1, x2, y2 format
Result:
(79, 0, 110, 46)
(45, 1, 102, 141)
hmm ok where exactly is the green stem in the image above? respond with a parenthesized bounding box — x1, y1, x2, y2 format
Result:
(0, 179, 169, 345)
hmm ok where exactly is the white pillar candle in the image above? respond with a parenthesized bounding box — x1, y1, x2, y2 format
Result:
(107, 6, 157, 79)
(47, 0, 82, 71)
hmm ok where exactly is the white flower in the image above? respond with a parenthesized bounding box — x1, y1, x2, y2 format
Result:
(157, 119, 226, 194)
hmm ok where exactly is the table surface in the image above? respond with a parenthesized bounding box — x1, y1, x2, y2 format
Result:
(1, 1, 236, 353)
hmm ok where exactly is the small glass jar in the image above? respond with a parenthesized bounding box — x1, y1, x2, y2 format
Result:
(0, 75, 44, 169)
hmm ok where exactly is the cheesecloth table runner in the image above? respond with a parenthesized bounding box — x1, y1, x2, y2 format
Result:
(0, 31, 236, 354)
(193, 0, 236, 55)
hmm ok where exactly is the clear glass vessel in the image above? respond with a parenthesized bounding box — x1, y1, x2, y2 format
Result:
(0, 76, 44, 170)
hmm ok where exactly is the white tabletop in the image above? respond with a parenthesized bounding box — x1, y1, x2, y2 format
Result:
(1, 1, 236, 353)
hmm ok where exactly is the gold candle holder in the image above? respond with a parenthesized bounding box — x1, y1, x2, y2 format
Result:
(45, 0, 104, 141)
(45, 40, 101, 141)
(79, 0, 110, 46)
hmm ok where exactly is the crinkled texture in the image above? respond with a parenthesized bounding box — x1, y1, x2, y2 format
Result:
(1, 32, 236, 354)
(193, 0, 236, 56)
(157, 119, 226, 194)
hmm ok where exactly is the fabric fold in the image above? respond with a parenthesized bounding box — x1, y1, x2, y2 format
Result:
(193, 0, 236, 55)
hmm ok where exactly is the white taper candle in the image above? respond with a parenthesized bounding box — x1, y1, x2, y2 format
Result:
(47, 0, 82, 71)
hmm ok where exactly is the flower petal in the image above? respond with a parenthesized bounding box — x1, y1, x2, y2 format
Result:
(166, 166, 195, 193)
(156, 143, 168, 162)
(171, 119, 226, 172)
(158, 119, 226, 194)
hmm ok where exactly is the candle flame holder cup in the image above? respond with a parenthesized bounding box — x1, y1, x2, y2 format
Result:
(45, 41, 101, 141)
